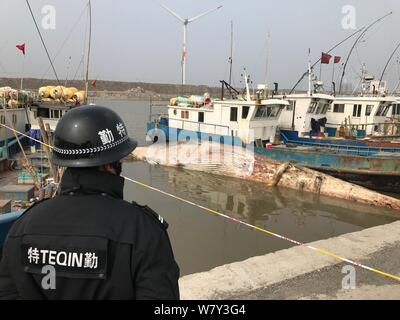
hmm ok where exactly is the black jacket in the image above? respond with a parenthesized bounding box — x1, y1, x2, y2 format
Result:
(0, 168, 180, 300)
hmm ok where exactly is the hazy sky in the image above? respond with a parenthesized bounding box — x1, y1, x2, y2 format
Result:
(1, 0, 400, 90)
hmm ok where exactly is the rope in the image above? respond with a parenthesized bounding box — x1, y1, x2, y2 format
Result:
(25, 0, 61, 85)
(1, 122, 400, 282)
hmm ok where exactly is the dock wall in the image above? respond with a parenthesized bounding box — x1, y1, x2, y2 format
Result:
(179, 221, 400, 299)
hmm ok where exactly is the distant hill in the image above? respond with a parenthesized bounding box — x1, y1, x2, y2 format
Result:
(0, 77, 223, 99)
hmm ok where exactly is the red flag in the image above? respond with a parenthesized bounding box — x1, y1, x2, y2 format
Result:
(334, 56, 341, 64)
(321, 52, 332, 64)
(181, 50, 186, 62)
(91, 80, 97, 88)
(16, 43, 25, 55)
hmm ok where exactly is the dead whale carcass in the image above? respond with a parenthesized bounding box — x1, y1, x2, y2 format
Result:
(131, 141, 400, 212)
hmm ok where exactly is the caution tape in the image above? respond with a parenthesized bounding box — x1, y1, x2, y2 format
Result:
(1, 123, 400, 282)
(122, 175, 400, 283)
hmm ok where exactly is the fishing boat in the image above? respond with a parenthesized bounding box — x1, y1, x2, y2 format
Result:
(0, 87, 33, 162)
(148, 76, 289, 147)
(147, 75, 400, 192)
(278, 76, 400, 149)
(325, 79, 396, 137)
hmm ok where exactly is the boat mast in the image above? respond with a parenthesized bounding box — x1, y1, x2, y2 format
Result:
(228, 20, 233, 86)
(84, 0, 92, 104)
(338, 11, 393, 94)
(265, 31, 270, 89)
(307, 48, 312, 96)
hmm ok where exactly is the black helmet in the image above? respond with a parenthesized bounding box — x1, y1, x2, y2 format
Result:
(51, 105, 137, 167)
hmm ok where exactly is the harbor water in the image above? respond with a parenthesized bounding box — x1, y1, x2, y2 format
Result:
(99, 99, 399, 276)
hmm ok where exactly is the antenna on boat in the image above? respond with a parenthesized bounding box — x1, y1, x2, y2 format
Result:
(160, 3, 223, 85)
(338, 11, 393, 94)
(84, 0, 92, 104)
(242, 68, 251, 101)
(228, 20, 234, 87)
(264, 30, 271, 90)
(307, 48, 312, 96)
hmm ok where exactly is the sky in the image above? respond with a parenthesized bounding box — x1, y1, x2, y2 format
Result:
(1, 0, 400, 91)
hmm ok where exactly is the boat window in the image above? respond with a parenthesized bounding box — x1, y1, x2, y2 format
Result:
(316, 103, 329, 114)
(333, 104, 345, 113)
(270, 106, 280, 117)
(12, 114, 17, 126)
(198, 112, 204, 123)
(307, 101, 318, 114)
(173, 109, 177, 115)
(255, 105, 282, 119)
(0, 115, 5, 125)
(353, 104, 362, 117)
(286, 100, 295, 111)
(242, 106, 250, 119)
(181, 110, 189, 119)
(53, 110, 60, 118)
(365, 105, 373, 116)
(230, 107, 238, 122)
(255, 106, 267, 118)
(393, 104, 400, 115)
(375, 104, 390, 116)
(37, 108, 50, 118)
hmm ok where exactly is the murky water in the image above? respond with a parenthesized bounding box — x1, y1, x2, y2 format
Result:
(96, 99, 399, 276)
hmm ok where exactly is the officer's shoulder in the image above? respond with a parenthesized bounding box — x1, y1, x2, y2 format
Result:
(130, 201, 169, 230)
(6, 198, 50, 234)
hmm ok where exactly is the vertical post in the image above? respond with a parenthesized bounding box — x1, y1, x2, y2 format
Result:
(182, 24, 187, 86)
(149, 97, 152, 123)
(229, 21, 233, 87)
(84, 0, 92, 104)
(308, 49, 312, 96)
(20, 54, 25, 90)
(38, 117, 58, 184)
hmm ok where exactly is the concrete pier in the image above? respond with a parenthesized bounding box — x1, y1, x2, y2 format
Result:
(179, 221, 400, 300)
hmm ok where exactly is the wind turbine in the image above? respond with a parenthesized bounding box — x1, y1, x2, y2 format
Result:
(160, 4, 223, 85)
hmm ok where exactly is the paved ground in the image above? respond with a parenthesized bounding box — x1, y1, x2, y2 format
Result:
(237, 242, 400, 300)
(180, 221, 400, 300)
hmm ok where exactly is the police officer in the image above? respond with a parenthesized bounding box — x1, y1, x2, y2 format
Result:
(0, 105, 180, 299)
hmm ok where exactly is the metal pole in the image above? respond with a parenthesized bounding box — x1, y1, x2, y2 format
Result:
(84, 0, 92, 104)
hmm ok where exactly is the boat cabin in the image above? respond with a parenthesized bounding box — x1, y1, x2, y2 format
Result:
(326, 96, 396, 136)
(277, 93, 334, 137)
(167, 98, 289, 145)
(28, 102, 71, 132)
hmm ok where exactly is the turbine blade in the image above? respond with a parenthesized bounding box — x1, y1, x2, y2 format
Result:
(160, 3, 185, 23)
(188, 5, 223, 23)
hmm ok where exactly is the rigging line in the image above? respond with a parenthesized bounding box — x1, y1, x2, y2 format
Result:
(122, 175, 400, 283)
(25, 0, 61, 84)
(72, 54, 85, 81)
(289, 27, 365, 94)
(338, 11, 393, 94)
(1, 122, 400, 283)
(379, 40, 400, 86)
(40, 2, 89, 80)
